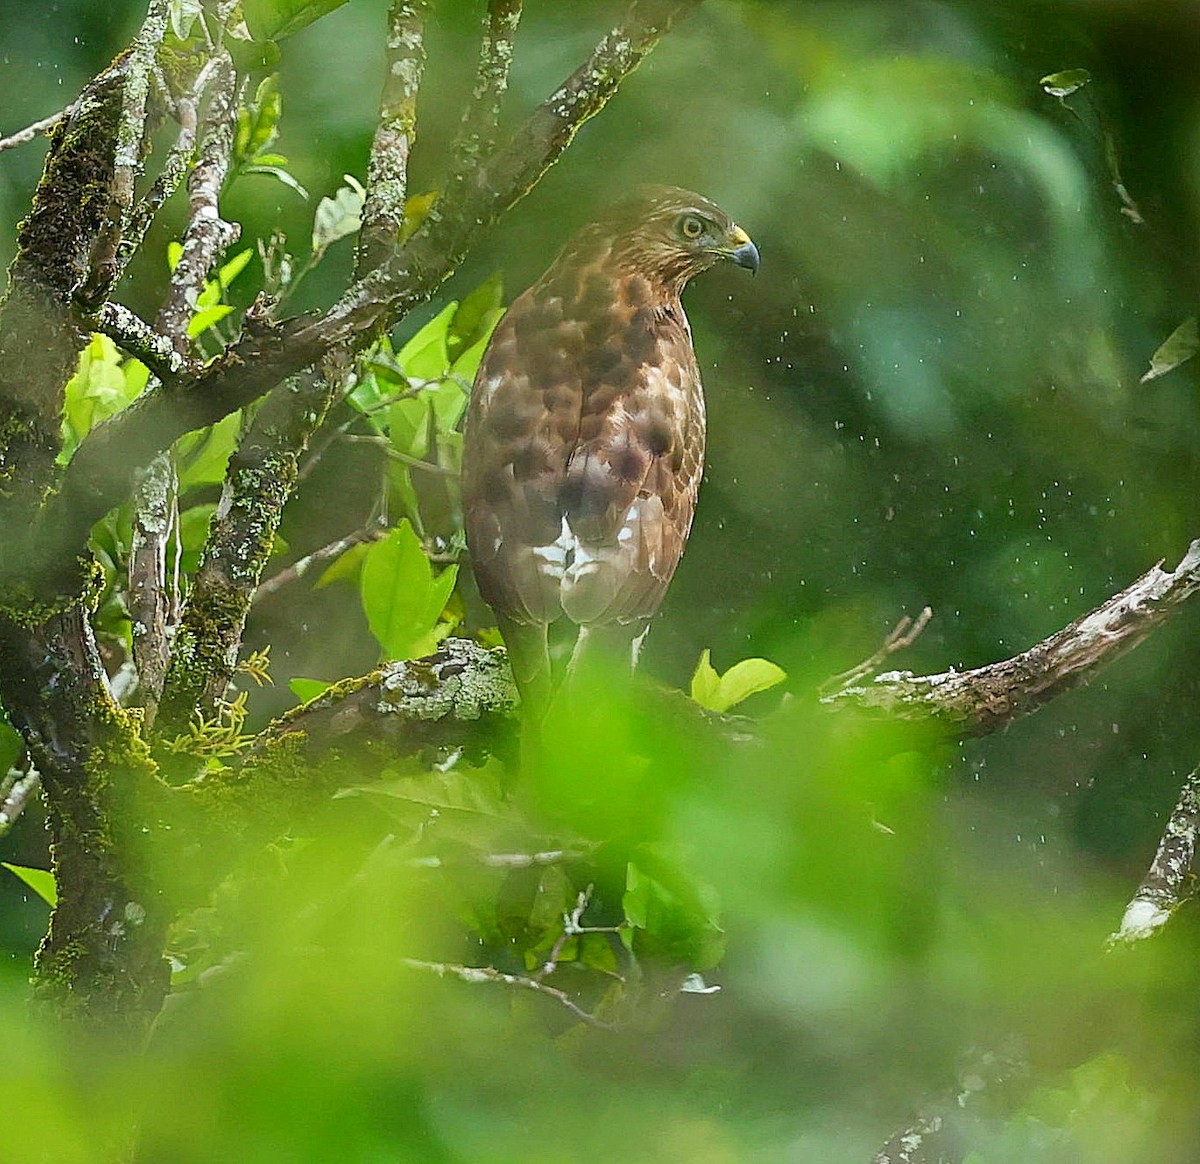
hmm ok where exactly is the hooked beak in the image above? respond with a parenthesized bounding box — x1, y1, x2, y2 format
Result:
(724, 225, 760, 274)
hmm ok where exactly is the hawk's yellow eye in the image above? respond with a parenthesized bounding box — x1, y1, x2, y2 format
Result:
(679, 214, 704, 239)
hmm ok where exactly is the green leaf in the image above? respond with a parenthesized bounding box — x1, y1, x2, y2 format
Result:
(396, 302, 457, 382)
(336, 766, 515, 846)
(1140, 317, 1198, 384)
(388, 395, 431, 459)
(243, 163, 310, 200)
(448, 273, 503, 359)
(359, 521, 458, 660)
(689, 649, 722, 710)
(690, 650, 786, 713)
(1039, 68, 1091, 99)
(218, 248, 255, 285)
(176, 412, 242, 491)
(60, 334, 144, 459)
(169, 0, 203, 41)
(449, 310, 504, 383)
(312, 174, 365, 257)
(235, 76, 282, 162)
(428, 378, 469, 433)
(2, 863, 57, 907)
(289, 677, 332, 702)
(187, 304, 236, 338)
(244, 0, 350, 41)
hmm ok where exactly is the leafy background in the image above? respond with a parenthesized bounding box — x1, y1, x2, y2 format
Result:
(4, 0, 1200, 1160)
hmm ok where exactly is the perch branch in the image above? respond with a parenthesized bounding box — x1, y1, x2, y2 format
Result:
(1110, 765, 1200, 944)
(823, 540, 1200, 736)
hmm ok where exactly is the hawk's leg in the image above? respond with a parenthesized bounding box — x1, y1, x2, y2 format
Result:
(498, 614, 553, 722)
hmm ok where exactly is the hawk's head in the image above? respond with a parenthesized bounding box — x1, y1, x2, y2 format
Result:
(571, 185, 759, 295)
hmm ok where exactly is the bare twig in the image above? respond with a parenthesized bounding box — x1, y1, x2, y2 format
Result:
(824, 540, 1200, 737)
(407, 846, 595, 871)
(254, 526, 385, 602)
(536, 884, 623, 980)
(401, 957, 615, 1029)
(820, 606, 933, 696)
(1110, 765, 1200, 944)
(0, 105, 75, 153)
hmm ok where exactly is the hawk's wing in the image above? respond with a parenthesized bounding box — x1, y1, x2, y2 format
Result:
(463, 282, 704, 629)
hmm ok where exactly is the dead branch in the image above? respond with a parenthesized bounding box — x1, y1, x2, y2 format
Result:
(823, 540, 1200, 737)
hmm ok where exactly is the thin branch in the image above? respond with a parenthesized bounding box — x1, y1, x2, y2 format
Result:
(1110, 765, 1200, 944)
(86, 301, 191, 380)
(823, 540, 1200, 737)
(154, 53, 240, 346)
(820, 606, 933, 696)
(254, 526, 384, 602)
(401, 957, 615, 1029)
(536, 884, 623, 980)
(356, 0, 430, 275)
(0, 105, 75, 153)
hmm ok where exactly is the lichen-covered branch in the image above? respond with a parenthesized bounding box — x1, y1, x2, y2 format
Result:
(75, 0, 170, 307)
(153, 53, 239, 345)
(823, 540, 1200, 736)
(356, 0, 430, 274)
(1110, 765, 1200, 944)
(155, 370, 337, 734)
(131, 54, 239, 720)
(162, 639, 519, 897)
(445, 0, 523, 194)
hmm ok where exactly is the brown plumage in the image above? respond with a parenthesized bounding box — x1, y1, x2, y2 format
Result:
(463, 186, 758, 712)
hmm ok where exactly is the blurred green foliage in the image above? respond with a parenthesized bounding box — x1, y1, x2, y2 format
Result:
(4, 0, 1200, 1159)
